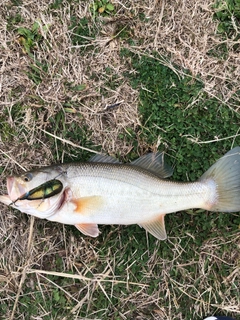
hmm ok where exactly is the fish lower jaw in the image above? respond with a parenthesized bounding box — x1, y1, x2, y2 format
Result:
(0, 195, 12, 205)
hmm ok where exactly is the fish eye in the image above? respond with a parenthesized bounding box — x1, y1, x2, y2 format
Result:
(22, 173, 33, 182)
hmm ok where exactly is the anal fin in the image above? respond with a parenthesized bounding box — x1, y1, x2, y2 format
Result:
(139, 214, 167, 240)
(75, 223, 100, 237)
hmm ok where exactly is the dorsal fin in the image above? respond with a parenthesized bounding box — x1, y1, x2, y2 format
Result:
(131, 152, 173, 178)
(89, 154, 121, 164)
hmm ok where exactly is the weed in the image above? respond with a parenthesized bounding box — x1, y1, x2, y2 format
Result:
(64, 81, 86, 92)
(27, 60, 49, 85)
(14, 21, 51, 84)
(49, 0, 63, 10)
(69, 16, 97, 51)
(17, 22, 45, 54)
(213, 0, 240, 38)
(90, 0, 115, 16)
(0, 117, 16, 142)
(6, 13, 23, 30)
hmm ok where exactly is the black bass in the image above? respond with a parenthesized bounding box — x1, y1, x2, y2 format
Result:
(0, 147, 240, 240)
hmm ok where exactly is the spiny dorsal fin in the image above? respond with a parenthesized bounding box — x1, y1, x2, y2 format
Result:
(131, 152, 173, 178)
(139, 215, 167, 240)
(89, 154, 121, 164)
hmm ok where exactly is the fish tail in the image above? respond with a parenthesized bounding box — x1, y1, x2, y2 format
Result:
(199, 146, 240, 212)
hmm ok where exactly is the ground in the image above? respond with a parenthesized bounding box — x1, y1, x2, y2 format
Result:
(0, 0, 239, 319)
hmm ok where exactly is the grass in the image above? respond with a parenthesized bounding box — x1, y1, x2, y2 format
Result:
(0, 0, 240, 319)
(124, 50, 240, 178)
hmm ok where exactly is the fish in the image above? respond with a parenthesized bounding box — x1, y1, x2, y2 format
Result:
(203, 316, 236, 320)
(0, 147, 240, 240)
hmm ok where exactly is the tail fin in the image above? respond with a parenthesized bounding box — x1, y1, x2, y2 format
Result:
(199, 146, 240, 212)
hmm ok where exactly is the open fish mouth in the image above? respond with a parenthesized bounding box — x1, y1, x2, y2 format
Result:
(0, 177, 26, 206)
(6, 177, 26, 202)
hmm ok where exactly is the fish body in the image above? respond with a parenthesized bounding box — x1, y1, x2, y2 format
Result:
(1, 148, 240, 240)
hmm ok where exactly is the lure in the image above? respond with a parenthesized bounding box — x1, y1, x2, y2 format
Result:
(11, 179, 63, 205)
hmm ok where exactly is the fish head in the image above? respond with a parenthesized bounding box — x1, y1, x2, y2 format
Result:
(0, 166, 67, 219)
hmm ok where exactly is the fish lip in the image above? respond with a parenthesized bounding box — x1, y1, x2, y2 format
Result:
(7, 177, 26, 201)
(0, 194, 12, 205)
(7, 177, 14, 195)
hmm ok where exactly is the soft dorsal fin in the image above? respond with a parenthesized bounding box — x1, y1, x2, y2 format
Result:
(131, 152, 173, 178)
(139, 215, 167, 240)
(89, 154, 121, 164)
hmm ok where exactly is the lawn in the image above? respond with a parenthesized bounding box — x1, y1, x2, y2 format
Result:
(0, 0, 239, 319)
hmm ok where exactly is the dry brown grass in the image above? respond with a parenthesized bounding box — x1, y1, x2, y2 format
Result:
(0, 0, 239, 319)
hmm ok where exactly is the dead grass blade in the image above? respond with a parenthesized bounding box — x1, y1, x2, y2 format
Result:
(9, 216, 35, 320)
(40, 129, 100, 155)
(22, 269, 149, 288)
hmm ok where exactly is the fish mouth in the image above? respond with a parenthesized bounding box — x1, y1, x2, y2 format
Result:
(0, 178, 16, 205)
(7, 177, 14, 195)
(7, 177, 26, 201)
(0, 194, 12, 205)
(0, 177, 28, 207)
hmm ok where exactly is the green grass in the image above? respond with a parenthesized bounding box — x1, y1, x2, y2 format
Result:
(123, 50, 240, 179)
(69, 16, 97, 52)
(213, 0, 240, 38)
(210, 0, 240, 57)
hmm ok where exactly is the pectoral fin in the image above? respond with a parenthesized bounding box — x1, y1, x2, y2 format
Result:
(139, 214, 167, 240)
(72, 196, 103, 214)
(75, 223, 100, 237)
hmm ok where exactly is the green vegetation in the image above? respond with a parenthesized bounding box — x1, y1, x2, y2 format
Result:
(17, 22, 45, 54)
(90, 0, 115, 16)
(213, 0, 240, 38)
(124, 50, 240, 180)
(211, 0, 240, 56)
(69, 16, 97, 48)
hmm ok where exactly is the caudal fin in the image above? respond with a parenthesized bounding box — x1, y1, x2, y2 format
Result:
(199, 146, 240, 212)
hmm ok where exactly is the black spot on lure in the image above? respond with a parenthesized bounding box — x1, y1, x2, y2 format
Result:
(11, 179, 63, 205)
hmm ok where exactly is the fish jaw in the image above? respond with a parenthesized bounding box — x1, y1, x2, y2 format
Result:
(0, 194, 12, 206)
(0, 176, 28, 207)
(0, 176, 23, 205)
(7, 176, 26, 201)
